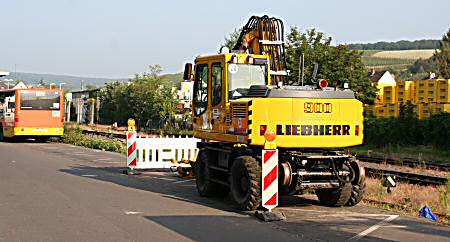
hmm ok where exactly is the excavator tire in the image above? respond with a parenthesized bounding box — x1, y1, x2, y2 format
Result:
(316, 182, 352, 207)
(230, 155, 261, 211)
(346, 177, 366, 206)
(193, 150, 228, 197)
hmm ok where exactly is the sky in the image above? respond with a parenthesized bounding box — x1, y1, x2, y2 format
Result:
(0, 0, 449, 78)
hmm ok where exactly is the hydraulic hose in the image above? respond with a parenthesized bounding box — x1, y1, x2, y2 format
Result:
(330, 158, 355, 183)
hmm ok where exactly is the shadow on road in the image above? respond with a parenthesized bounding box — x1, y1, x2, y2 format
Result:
(59, 165, 450, 242)
(145, 215, 397, 242)
(59, 165, 316, 213)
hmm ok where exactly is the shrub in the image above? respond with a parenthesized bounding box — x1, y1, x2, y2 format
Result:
(61, 127, 126, 154)
(364, 112, 450, 149)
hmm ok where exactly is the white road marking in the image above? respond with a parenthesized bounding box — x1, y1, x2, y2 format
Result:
(72, 153, 96, 157)
(93, 158, 113, 161)
(347, 215, 399, 241)
(280, 208, 394, 218)
(154, 177, 175, 181)
(383, 225, 407, 228)
(173, 179, 195, 184)
(81, 174, 98, 177)
(124, 211, 143, 215)
(11, 160, 16, 163)
(318, 212, 391, 218)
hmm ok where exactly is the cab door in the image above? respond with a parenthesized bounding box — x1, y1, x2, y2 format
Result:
(210, 61, 226, 133)
(192, 62, 210, 131)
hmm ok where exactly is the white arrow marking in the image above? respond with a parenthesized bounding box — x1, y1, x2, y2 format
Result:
(81, 174, 98, 177)
(124, 211, 143, 215)
(348, 215, 399, 241)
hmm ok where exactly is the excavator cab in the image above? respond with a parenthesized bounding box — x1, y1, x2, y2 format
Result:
(184, 53, 272, 141)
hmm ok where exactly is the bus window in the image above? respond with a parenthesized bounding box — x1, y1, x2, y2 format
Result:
(20, 91, 60, 110)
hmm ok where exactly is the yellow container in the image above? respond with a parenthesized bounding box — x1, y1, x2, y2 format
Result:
(374, 94, 384, 105)
(414, 80, 428, 103)
(436, 79, 450, 103)
(386, 104, 399, 117)
(416, 103, 431, 119)
(427, 80, 437, 102)
(375, 106, 386, 118)
(433, 103, 450, 113)
(375, 83, 396, 105)
(383, 86, 396, 104)
(396, 80, 414, 103)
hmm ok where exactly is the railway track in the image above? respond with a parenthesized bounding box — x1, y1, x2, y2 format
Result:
(81, 129, 127, 140)
(358, 156, 449, 185)
(358, 155, 450, 172)
(363, 166, 448, 185)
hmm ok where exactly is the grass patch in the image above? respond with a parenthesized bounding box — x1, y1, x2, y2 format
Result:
(55, 127, 126, 154)
(364, 177, 450, 223)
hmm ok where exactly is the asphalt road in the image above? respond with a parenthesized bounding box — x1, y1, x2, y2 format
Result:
(0, 141, 449, 242)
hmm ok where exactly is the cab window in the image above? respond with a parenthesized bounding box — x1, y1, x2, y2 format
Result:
(211, 62, 222, 106)
(193, 64, 208, 116)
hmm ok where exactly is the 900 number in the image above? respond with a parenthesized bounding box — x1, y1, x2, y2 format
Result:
(304, 102, 332, 113)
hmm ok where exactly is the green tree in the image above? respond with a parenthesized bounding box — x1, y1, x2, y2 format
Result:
(435, 28, 450, 78)
(86, 84, 98, 90)
(222, 28, 242, 50)
(37, 79, 49, 88)
(286, 27, 376, 103)
(98, 65, 179, 131)
(408, 58, 437, 75)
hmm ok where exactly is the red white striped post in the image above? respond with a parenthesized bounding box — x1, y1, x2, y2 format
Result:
(262, 149, 278, 211)
(127, 131, 137, 169)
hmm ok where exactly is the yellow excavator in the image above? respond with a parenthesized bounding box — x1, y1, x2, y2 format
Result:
(184, 15, 366, 210)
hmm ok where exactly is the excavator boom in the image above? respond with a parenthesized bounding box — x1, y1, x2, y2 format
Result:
(233, 15, 288, 83)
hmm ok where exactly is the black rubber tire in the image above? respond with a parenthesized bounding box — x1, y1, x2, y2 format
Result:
(316, 182, 353, 207)
(346, 177, 366, 206)
(193, 150, 228, 197)
(230, 156, 261, 211)
(34, 137, 49, 143)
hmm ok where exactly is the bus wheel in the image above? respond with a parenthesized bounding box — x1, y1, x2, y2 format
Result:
(35, 137, 49, 143)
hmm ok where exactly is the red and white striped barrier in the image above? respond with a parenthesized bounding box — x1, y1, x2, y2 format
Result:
(127, 131, 137, 168)
(262, 149, 278, 211)
(126, 132, 200, 171)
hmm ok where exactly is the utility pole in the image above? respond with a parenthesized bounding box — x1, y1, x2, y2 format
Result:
(298, 54, 301, 85)
(5, 79, 14, 89)
(66, 101, 71, 122)
(89, 98, 95, 126)
(301, 53, 305, 86)
(96, 96, 100, 124)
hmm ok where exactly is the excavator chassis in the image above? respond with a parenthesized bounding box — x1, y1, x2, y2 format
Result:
(193, 142, 366, 210)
